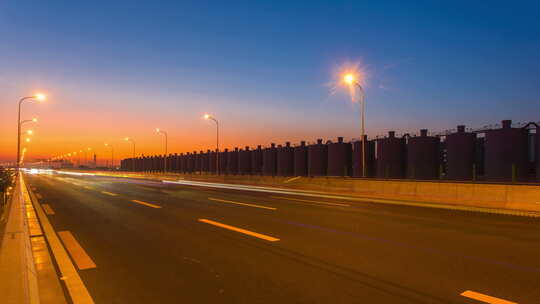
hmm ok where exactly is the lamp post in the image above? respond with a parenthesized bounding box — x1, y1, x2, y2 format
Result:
(156, 128, 168, 172)
(344, 74, 367, 178)
(203, 114, 219, 174)
(84, 148, 92, 167)
(105, 143, 114, 169)
(17, 94, 45, 169)
(73, 151, 80, 167)
(124, 137, 135, 171)
(20, 117, 38, 128)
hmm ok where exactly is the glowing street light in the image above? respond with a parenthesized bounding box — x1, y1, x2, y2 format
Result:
(203, 114, 219, 174)
(124, 137, 136, 171)
(84, 148, 92, 167)
(25, 138, 31, 143)
(26, 130, 33, 135)
(17, 93, 46, 169)
(343, 73, 367, 178)
(20, 117, 38, 127)
(156, 128, 168, 172)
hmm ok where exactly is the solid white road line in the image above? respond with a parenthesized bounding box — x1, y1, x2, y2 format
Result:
(198, 219, 280, 242)
(460, 290, 517, 304)
(26, 177, 95, 303)
(58, 231, 97, 270)
(42, 204, 55, 215)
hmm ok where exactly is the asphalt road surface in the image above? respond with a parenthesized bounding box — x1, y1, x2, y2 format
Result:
(24, 172, 540, 304)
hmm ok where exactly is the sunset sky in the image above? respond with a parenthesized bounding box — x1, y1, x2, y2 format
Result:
(1, 1, 539, 163)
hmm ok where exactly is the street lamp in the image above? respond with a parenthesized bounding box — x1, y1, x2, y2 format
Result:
(156, 128, 168, 172)
(73, 151, 80, 167)
(84, 148, 92, 167)
(17, 93, 46, 169)
(20, 117, 38, 128)
(343, 73, 367, 178)
(203, 114, 219, 174)
(124, 137, 136, 171)
(105, 143, 114, 169)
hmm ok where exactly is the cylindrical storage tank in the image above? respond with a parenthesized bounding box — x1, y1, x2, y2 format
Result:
(277, 142, 294, 176)
(146, 156, 151, 172)
(407, 129, 440, 180)
(197, 151, 202, 173)
(165, 154, 171, 172)
(475, 137, 485, 177)
(208, 150, 217, 174)
(293, 141, 308, 176)
(485, 120, 529, 181)
(251, 145, 263, 175)
(171, 153, 177, 172)
(537, 131, 540, 181)
(179, 153, 185, 173)
(263, 143, 277, 176)
(201, 150, 210, 173)
(376, 131, 407, 178)
(227, 147, 239, 175)
(445, 125, 476, 180)
(155, 155, 161, 172)
(155, 156, 161, 172)
(327, 137, 352, 177)
(153, 155, 158, 171)
(175, 153, 181, 172)
(200, 150, 205, 173)
(352, 136, 376, 177)
(238, 146, 252, 175)
(219, 149, 228, 174)
(186, 153, 192, 173)
(308, 139, 328, 176)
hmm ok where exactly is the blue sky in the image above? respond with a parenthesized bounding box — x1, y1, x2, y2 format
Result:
(1, 0, 539, 160)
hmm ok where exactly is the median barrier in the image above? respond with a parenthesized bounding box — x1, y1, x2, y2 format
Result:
(0, 174, 40, 304)
(67, 170, 540, 213)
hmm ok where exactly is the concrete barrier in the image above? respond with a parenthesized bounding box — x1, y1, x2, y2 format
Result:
(70, 170, 540, 213)
(0, 174, 40, 304)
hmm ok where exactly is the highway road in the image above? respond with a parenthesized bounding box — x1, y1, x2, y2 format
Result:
(24, 172, 540, 303)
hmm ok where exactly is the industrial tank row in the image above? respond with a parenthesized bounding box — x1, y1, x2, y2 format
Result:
(120, 120, 539, 182)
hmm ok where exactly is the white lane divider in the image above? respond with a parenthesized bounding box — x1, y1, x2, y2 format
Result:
(26, 178, 95, 303)
(130, 199, 161, 209)
(58, 231, 97, 270)
(460, 290, 517, 304)
(42, 204, 55, 215)
(198, 219, 280, 242)
(100, 191, 118, 196)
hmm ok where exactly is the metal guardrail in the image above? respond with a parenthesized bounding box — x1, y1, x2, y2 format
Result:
(0, 174, 40, 304)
